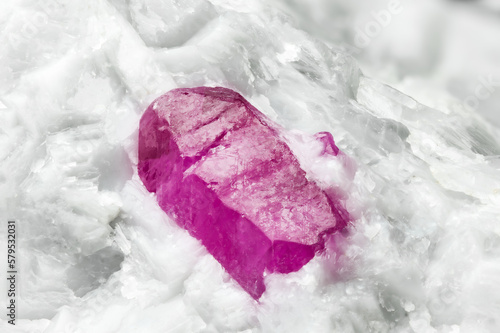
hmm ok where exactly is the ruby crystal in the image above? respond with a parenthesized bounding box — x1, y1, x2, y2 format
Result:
(138, 87, 347, 299)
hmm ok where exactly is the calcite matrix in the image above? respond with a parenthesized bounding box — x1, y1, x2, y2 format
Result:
(138, 87, 347, 299)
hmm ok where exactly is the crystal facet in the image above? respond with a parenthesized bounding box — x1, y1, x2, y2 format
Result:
(138, 87, 347, 299)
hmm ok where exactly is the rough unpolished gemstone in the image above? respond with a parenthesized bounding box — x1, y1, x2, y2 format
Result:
(138, 87, 347, 299)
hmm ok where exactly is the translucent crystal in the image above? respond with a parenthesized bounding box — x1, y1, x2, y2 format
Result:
(138, 86, 348, 299)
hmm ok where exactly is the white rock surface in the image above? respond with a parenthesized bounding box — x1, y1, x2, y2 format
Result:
(0, 0, 499, 332)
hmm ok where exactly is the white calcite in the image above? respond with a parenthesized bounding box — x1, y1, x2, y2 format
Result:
(0, 0, 499, 332)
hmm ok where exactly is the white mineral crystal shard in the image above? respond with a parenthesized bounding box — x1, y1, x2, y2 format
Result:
(1, 0, 499, 332)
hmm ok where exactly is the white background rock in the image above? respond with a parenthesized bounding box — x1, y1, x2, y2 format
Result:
(0, 0, 499, 332)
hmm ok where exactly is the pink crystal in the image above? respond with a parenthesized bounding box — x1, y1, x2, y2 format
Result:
(138, 87, 347, 299)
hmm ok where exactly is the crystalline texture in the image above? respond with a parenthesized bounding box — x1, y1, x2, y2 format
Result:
(138, 87, 347, 299)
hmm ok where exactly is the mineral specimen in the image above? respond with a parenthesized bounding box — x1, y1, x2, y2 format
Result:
(138, 87, 347, 299)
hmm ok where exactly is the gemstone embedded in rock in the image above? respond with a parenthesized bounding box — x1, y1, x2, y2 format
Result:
(138, 86, 347, 299)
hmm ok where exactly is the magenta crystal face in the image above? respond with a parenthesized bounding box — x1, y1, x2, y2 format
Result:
(138, 87, 348, 299)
